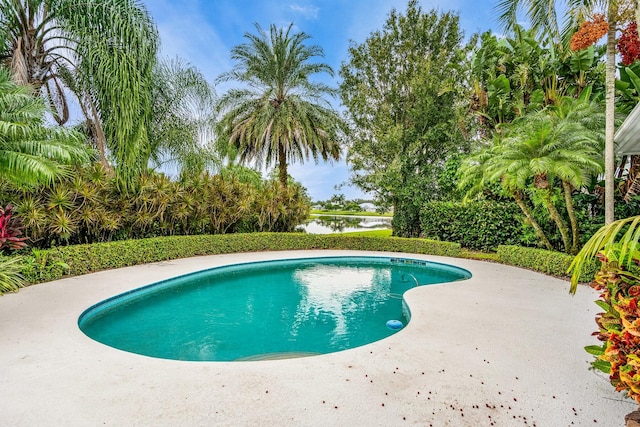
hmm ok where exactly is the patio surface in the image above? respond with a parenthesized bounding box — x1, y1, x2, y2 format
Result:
(0, 250, 634, 426)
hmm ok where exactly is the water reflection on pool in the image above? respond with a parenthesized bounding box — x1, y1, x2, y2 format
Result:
(301, 215, 392, 234)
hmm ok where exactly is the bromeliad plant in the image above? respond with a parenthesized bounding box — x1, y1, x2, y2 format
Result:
(570, 216, 640, 403)
(0, 204, 27, 252)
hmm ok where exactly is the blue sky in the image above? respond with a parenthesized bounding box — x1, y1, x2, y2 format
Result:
(141, 0, 499, 201)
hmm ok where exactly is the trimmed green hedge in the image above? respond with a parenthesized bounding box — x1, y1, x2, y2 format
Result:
(497, 245, 597, 282)
(22, 233, 461, 284)
(420, 201, 523, 251)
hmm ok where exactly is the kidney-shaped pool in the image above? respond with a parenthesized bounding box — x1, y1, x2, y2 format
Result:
(78, 256, 471, 361)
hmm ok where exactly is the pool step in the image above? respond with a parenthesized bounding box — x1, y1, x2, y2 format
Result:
(236, 352, 321, 361)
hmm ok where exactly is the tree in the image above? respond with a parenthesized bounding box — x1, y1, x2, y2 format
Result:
(460, 95, 604, 253)
(148, 58, 219, 177)
(495, 0, 639, 224)
(0, 0, 159, 187)
(0, 68, 89, 186)
(340, 0, 470, 237)
(216, 23, 345, 189)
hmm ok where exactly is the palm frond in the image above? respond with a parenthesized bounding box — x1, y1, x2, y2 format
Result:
(569, 216, 640, 294)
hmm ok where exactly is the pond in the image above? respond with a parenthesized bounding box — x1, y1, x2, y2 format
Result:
(300, 215, 392, 234)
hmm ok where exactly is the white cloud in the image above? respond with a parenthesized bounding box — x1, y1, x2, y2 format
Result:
(144, 0, 232, 82)
(290, 3, 320, 20)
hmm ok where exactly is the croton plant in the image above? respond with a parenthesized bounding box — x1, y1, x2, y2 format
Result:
(571, 216, 640, 404)
(0, 203, 28, 252)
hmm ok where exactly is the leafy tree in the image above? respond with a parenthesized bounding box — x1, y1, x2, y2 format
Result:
(0, 0, 159, 187)
(217, 23, 345, 189)
(0, 68, 90, 186)
(340, 1, 470, 237)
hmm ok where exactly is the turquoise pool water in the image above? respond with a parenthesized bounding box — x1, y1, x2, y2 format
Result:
(79, 257, 471, 361)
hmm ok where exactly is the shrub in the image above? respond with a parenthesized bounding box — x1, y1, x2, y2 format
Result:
(20, 233, 461, 284)
(0, 255, 25, 293)
(497, 245, 596, 282)
(420, 201, 523, 251)
(568, 216, 640, 404)
(0, 204, 28, 252)
(0, 165, 310, 248)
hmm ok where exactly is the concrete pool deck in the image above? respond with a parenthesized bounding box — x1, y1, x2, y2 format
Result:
(0, 250, 634, 426)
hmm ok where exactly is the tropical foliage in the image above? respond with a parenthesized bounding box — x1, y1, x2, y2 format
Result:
(0, 0, 159, 187)
(0, 68, 90, 186)
(217, 23, 344, 188)
(339, 0, 470, 237)
(0, 165, 310, 248)
(569, 216, 640, 404)
(459, 93, 604, 253)
(495, 0, 639, 225)
(0, 203, 27, 251)
(469, 25, 605, 133)
(0, 255, 24, 293)
(148, 58, 219, 177)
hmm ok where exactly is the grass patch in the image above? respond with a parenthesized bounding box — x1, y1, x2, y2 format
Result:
(328, 229, 393, 237)
(311, 210, 392, 217)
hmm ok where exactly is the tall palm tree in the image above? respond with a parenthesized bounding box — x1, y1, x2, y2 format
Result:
(148, 58, 219, 177)
(216, 23, 344, 189)
(0, 68, 90, 186)
(0, 0, 158, 187)
(495, 0, 632, 224)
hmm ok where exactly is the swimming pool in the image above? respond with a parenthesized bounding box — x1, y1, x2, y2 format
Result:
(79, 256, 471, 361)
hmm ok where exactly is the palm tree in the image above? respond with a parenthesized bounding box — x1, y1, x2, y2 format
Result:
(495, 0, 633, 224)
(459, 140, 556, 250)
(496, 116, 602, 253)
(460, 96, 603, 253)
(0, 68, 90, 186)
(0, 0, 158, 186)
(148, 58, 219, 177)
(216, 23, 344, 189)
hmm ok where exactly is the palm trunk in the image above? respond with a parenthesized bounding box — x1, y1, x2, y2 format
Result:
(512, 190, 554, 251)
(278, 142, 288, 189)
(561, 180, 579, 254)
(604, 4, 618, 225)
(80, 93, 112, 173)
(542, 190, 571, 253)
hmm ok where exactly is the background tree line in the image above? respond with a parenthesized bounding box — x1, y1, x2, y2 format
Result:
(339, 0, 640, 253)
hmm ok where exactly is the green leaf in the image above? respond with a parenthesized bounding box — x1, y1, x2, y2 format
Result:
(569, 46, 594, 74)
(591, 360, 611, 374)
(594, 300, 613, 314)
(584, 345, 605, 356)
(626, 67, 640, 93)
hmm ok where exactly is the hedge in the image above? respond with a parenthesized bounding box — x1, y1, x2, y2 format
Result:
(420, 201, 523, 251)
(22, 233, 462, 284)
(497, 245, 598, 282)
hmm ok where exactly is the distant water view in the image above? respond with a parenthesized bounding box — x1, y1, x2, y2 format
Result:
(301, 215, 392, 234)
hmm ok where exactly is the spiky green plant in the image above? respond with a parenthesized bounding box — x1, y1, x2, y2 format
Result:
(0, 255, 24, 294)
